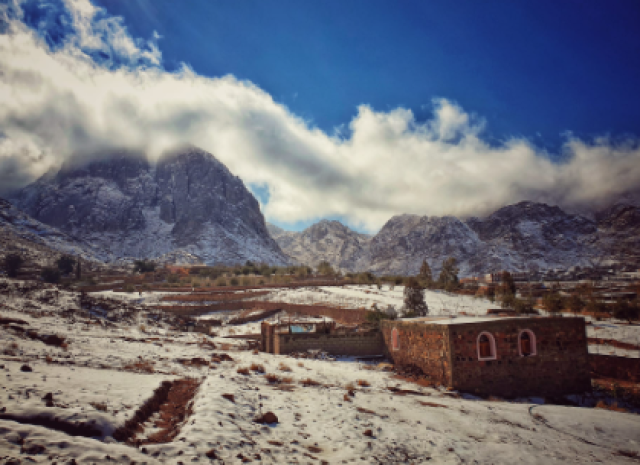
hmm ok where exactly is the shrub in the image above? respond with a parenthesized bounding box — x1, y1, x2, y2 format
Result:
(265, 373, 281, 384)
(237, 367, 250, 375)
(90, 402, 108, 412)
(613, 300, 640, 323)
(3, 253, 24, 277)
(250, 363, 265, 373)
(543, 291, 565, 314)
(366, 309, 395, 326)
(278, 362, 292, 372)
(567, 294, 584, 314)
(299, 378, 320, 386)
(133, 260, 156, 273)
(123, 284, 135, 293)
(56, 255, 75, 275)
(230, 277, 239, 286)
(357, 379, 370, 387)
(345, 382, 355, 391)
(41, 267, 61, 284)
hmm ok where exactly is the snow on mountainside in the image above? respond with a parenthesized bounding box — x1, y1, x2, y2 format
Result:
(268, 220, 371, 271)
(0, 198, 103, 265)
(15, 147, 289, 266)
(273, 201, 640, 276)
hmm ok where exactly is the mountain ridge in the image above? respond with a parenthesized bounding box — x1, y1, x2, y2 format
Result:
(13, 146, 289, 266)
(271, 201, 640, 276)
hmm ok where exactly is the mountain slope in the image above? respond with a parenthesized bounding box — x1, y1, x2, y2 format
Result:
(268, 220, 371, 270)
(0, 198, 102, 265)
(273, 201, 640, 276)
(15, 147, 289, 265)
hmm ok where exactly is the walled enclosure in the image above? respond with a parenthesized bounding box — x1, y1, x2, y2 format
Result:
(261, 323, 384, 356)
(382, 317, 591, 397)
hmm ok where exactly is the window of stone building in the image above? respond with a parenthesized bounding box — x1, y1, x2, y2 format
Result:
(518, 329, 537, 357)
(477, 332, 497, 360)
(392, 328, 399, 351)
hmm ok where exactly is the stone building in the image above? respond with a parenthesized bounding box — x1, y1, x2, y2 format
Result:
(381, 316, 590, 397)
(261, 320, 383, 357)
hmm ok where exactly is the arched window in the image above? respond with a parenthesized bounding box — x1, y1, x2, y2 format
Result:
(477, 332, 497, 360)
(391, 328, 399, 351)
(518, 330, 537, 357)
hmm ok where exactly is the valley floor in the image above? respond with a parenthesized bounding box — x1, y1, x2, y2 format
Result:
(1, 279, 639, 464)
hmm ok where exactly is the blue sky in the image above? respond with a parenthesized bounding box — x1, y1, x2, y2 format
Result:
(3, 0, 640, 233)
(92, 0, 640, 153)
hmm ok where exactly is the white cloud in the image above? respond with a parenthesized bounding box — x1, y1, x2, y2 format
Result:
(1, 0, 640, 231)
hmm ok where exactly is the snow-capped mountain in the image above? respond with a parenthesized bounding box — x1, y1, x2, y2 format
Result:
(0, 198, 103, 265)
(14, 147, 289, 266)
(267, 220, 371, 270)
(271, 201, 640, 276)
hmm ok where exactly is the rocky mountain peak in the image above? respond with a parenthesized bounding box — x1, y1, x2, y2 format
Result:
(14, 147, 288, 265)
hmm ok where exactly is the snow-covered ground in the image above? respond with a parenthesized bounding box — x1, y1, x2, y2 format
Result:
(1, 278, 640, 463)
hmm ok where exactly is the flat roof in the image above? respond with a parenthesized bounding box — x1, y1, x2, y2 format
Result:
(396, 316, 544, 326)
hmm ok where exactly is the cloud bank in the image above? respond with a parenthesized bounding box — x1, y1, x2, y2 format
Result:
(1, 0, 640, 231)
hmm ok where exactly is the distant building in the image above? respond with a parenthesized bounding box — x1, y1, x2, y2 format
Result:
(483, 271, 528, 283)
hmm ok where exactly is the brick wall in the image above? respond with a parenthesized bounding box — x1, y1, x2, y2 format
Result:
(272, 332, 384, 356)
(380, 321, 452, 386)
(382, 317, 591, 397)
(450, 317, 591, 397)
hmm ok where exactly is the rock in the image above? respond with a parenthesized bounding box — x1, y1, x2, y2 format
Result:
(205, 449, 218, 459)
(222, 393, 235, 403)
(254, 412, 278, 424)
(20, 365, 32, 372)
(21, 444, 46, 455)
(363, 429, 373, 437)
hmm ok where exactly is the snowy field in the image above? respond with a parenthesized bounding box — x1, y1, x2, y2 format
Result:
(1, 278, 640, 463)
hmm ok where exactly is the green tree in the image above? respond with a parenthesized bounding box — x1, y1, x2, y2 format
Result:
(513, 297, 536, 315)
(567, 294, 584, 315)
(543, 289, 565, 315)
(317, 261, 336, 276)
(403, 277, 428, 316)
(56, 255, 76, 275)
(133, 260, 156, 273)
(41, 267, 61, 284)
(500, 292, 518, 309)
(437, 257, 459, 291)
(3, 253, 24, 278)
(501, 271, 516, 296)
(613, 299, 639, 324)
(418, 259, 433, 287)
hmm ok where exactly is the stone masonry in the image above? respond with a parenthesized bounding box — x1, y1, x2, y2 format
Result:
(381, 317, 591, 397)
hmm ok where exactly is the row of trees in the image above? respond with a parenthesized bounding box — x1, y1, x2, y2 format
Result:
(416, 257, 460, 291)
(2, 253, 82, 284)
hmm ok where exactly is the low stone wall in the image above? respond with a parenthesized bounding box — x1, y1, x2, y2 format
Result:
(273, 331, 384, 356)
(590, 354, 640, 382)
